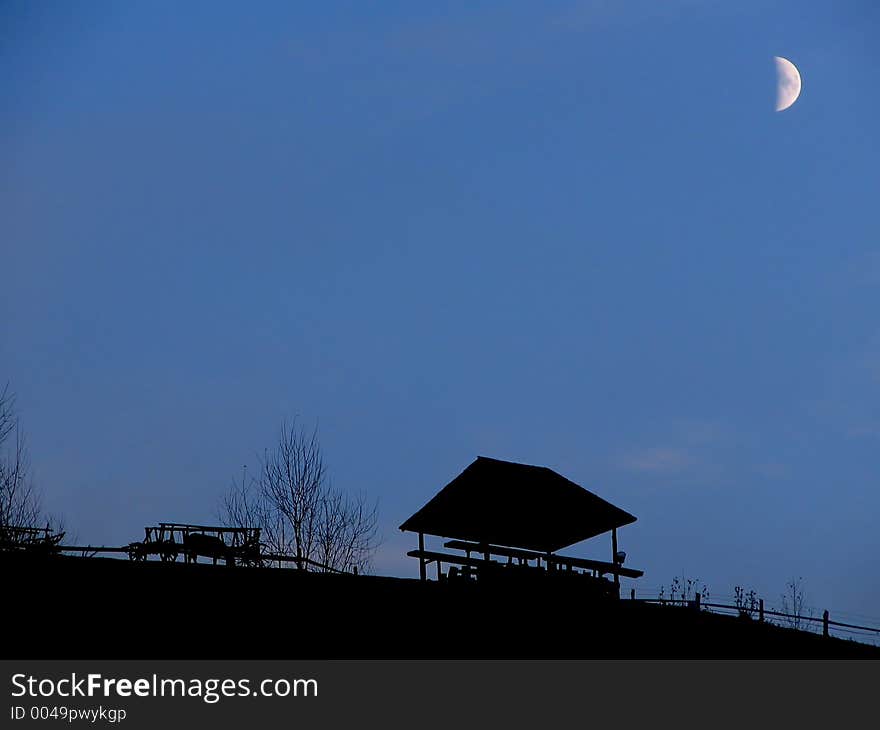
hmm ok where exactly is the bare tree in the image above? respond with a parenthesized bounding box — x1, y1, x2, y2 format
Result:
(0, 384, 42, 539)
(781, 576, 811, 631)
(313, 488, 378, 575)
(222, 465, 287, 561)
(0, 384, 14, 446)
(260, 420, 325, 568)
(222, 419, 379, 573)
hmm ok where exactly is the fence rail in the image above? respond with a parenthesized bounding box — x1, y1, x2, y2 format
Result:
(260, 553, 357, 575)
(53, 545, 359, 574)
(630, 593, 880, 640)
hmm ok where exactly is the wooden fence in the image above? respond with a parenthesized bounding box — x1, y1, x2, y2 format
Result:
(629, 590, 880, 643)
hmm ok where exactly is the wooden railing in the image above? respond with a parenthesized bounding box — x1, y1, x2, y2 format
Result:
(629, 591, 880, 642)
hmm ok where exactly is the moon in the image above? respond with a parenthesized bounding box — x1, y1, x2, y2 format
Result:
(775, 56, 801, 112)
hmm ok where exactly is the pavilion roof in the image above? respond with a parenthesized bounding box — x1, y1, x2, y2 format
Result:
(399, 456, 636, 553)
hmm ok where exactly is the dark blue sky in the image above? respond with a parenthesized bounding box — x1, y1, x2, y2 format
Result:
(3, 1, 878, 627)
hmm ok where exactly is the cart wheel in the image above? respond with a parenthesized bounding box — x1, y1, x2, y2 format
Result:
(128, 544, 145, 562)
(161, 547, 178, 563)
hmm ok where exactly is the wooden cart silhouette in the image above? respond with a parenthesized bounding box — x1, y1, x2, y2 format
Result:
(0, 524, 65, 554)
(127, 523, 262, 566)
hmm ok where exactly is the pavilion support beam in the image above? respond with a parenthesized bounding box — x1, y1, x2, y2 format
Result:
(419, 532, 426, 581)
(611, 528, 620, 592)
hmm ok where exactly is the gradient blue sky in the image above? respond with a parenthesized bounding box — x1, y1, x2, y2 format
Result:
(3, 1, 878, 628)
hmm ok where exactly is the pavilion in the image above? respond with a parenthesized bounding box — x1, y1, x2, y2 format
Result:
(400, 456, 643, 592)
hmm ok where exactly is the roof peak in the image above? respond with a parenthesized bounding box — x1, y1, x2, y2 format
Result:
(475, 455, 551, 469)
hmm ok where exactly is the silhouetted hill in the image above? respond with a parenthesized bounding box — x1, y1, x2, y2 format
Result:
(5, 552, 877, 659)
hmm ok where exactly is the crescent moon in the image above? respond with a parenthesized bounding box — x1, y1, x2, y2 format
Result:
(775, 56, 802, 112)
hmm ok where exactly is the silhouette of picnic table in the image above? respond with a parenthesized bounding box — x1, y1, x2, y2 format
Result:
(443, 540, 643, 579)
(407, 540, 643, 581)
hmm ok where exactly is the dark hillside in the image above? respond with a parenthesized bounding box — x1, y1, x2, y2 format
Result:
(5, 553, 877, 659)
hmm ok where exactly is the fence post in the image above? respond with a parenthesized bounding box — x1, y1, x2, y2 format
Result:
(631, 588, 635, 601)
(694, 592, 701, 612)
(759, 599, 764, 623)
(823, 610, 829, 637)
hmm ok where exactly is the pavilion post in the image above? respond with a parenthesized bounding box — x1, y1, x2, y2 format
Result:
(418, 532, 426, 582)
(611, 528, 620, 591)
